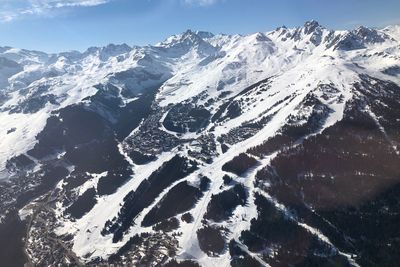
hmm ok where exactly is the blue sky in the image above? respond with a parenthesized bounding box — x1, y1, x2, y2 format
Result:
(0, 0, 399, 53)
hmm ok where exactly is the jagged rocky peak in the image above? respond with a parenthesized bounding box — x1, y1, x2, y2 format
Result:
(83, 43, 132, 60)
(353, 25, 391, 43)
(102, 43, 132, 54)
(299, 20, 326, 46)
(272, 25, 290, 40)
(174, 29, 213, 47)
(157, 29, 217, 56)
(284, 20, 327, 45)
(327, 25, 392, 51)
(303, 19, 323, 34)
(159, 29, 195, 47)
(253, 32, 271, 42)
(272, 20, 327, 45)
(160, 29, 216, 47)
(194, 30, 215, 39)
(276, 25, 287, 31)
(182, 29, 203, 41)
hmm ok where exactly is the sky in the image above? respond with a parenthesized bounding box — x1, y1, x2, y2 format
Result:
(0, 0, 399, 53)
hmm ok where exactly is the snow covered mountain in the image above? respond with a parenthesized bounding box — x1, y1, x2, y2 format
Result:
(0, 21, 400, 267)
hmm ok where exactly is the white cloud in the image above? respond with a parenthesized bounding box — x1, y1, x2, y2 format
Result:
(0, 0, 111, 22)
(182, 0, 221, 7)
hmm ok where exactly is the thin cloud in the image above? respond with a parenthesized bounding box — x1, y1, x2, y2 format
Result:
(182, 0, 221, 7)
(0, 0, 111, 22)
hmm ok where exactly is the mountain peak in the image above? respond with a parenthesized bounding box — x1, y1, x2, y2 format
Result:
(182, 29, 196, 36)
(161, 29, 204, 46)
(352, 25, 391, 44)
(253, 32, 271, 42)
(177, 29, 216, 41)
(82, 43, 132, 61)
(303, 20, 323, 34)
(194, 30, 215, 39)
(155, 29, 217, 57)
(304, 19, 320, 27)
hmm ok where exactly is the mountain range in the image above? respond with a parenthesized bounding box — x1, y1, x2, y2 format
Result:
(0, 20, 400, 267)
